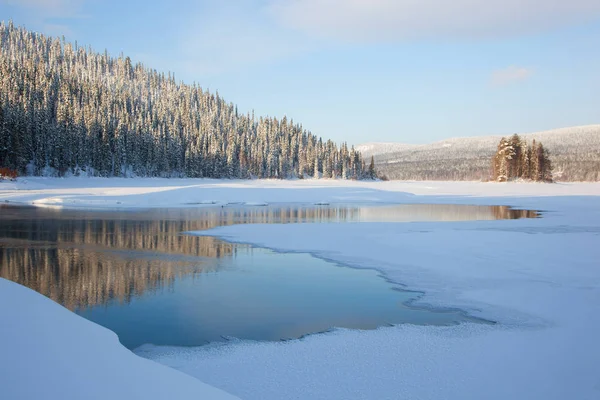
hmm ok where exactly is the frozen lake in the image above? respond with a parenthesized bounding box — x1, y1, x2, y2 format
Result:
(0, 204, 536, 349)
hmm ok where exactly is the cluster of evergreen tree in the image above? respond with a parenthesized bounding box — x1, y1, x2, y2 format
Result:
(491, 134, 552, 182)
(0, 22, 372, 179)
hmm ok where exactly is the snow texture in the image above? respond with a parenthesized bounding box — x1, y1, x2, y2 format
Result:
(0, 278, 239, 400)
(2, 177, 599, 209)
(2, 178, 600, 400)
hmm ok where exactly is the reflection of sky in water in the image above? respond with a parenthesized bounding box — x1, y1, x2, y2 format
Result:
(0, 204, 530, 348)
(78, 250, 471, 349)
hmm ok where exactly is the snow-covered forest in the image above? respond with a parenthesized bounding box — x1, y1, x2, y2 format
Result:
(0, 22, 368, 179)
(360, 125, 600, 181)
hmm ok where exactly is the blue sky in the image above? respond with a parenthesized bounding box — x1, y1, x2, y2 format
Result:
(1, 0, 599, 145)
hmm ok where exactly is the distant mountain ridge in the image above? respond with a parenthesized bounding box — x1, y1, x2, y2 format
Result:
(360, 125, 600, 181)
(355, 143, 419, 156)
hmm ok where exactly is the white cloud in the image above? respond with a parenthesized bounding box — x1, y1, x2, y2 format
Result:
(268, 0, 600, 42)
(490, 66, 534, 86)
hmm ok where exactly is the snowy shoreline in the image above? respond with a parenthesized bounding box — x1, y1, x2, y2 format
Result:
(0, 278, 240, 400)
(1, 177, 599, 210)
(1, 178, 600, 400)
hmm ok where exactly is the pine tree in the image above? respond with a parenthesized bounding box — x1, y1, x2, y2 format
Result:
(508, 134, 523, 178)
(492, 137, 514, 182)
(530, 140, 540, 181)
(368, 156, 376, 179)
(537, 143, 553, 182)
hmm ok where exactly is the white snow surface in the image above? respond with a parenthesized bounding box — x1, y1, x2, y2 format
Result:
(355, 142, 419, 156)
(0, 278, 240, 400)
(2, 177, 599, 208)
(2, 178, 600, 400)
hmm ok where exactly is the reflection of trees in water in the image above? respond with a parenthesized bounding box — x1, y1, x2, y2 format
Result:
(0, 206, 361, 310)
(492, 206, 539, 220)
(0, 245, 208, 310)
(357, 204, 540, 222)
(0, 205, 538, 310)
(62, 219, 237, 258)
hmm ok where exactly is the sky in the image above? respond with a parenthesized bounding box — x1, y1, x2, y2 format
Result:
(1, 0, 599, 145)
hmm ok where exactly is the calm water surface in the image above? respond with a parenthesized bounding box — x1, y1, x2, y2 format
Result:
(0, 204, 537, 349)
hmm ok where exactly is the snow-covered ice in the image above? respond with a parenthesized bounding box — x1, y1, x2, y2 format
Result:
(1, 178, 600, 400)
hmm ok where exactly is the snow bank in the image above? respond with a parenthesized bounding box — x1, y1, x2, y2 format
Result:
(0, 278, 239, 400)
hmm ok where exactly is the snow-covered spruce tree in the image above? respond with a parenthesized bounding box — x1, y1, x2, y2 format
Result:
(0, 22, 371, 179)
(530, 139, 540, 180)
(492, 137, 514, 182)
(368, 156, 376, 179)
(536, 143, 553, 182)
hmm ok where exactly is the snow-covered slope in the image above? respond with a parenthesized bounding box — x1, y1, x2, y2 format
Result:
(0, 278, 239, 400)
(360, 125, 600, 181)
(355, 142, 419, 156)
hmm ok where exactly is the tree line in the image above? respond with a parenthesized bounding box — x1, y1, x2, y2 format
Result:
(491, 134, 552, 182)
(0, 22, 374, 179)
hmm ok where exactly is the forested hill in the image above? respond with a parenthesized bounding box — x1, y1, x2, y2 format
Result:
(359, 125, 600, 182)
(0, 22, 368, 179)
